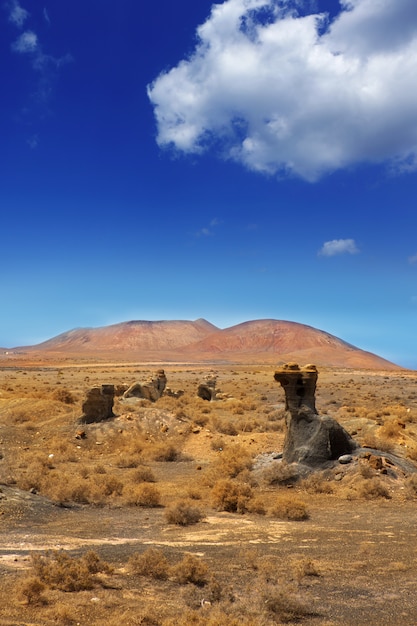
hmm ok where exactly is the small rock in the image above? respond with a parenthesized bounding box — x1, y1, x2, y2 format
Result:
(338, 454, 353, 464)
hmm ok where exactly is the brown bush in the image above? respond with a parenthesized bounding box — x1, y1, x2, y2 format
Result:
(213, 445, 253, 478)
(262, 585, 313, 622)
(171, 553, 210, 586)
(165, 500, 205, 525)
(30, 549, 112, 592)
(356, 477, 391, 500)
(128, 547, 170, 580)
(211, 478, 253, 513)
(300, 471, 334, 494)
(51, 388, 76, 404)
(261, 462, 299, 486)
(123, 483, 161, 507)
(129, 465, 156, 483)
(269, 495, 309, 521)
(18, 575, 47, 605)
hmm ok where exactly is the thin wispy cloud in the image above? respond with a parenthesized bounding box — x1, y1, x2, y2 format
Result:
(196, 218, 222, 237)
(7, 0, 29, 28)
(6, 1, 72, 116)
(318, 239, 359, 257)
(409, 253, 417, 265)
(148, 0, 417, 181)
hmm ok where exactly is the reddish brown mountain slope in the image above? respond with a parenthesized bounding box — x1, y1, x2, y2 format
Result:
(17, 318, 400, 369)
(26, 319, 218, 353)
(183, 320, 398, 369)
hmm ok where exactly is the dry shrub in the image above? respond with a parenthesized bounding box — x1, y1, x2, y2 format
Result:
(51, 388, 76, 404)
(211, 417, 238, 436)
(46, 602, 78, 625)
(292, 557, 320, 581)
(30, 549, 112, 592)
(269, 494, 309, 521)
(165, 500, 206, 525)
(246, 495, 267, 515)
(186, 486, 202, 500)
(361, 433, 394, 453)
(171, 553, 210, 586)
(262, 585, 313, 623)
(404, 474, 417, 499)
(210, 435, 226, 451)
(17, 575, 47, 605)
(96, 474, 124, 497)
(146, 441, 185, 462)
(123, 483, 161, 507)
(261, 462, 299, 486)
(213, 445, 253, 478)
(300, 471, 334, 494)
(129, 465, 156, 483)
(378, 419, 402, 439)
(116, 453, 141, 468)
(352, 477, 391, 500)
(211, 478, 253, 513)
(128, 547, 170, 580)
(161, 608, 258, 626)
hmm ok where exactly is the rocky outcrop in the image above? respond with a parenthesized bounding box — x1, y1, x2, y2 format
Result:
(274, 363, 356, 467)
(80, 384, 115, 423)
(197, 374, 218, 401)
(123, 369, 167, 402)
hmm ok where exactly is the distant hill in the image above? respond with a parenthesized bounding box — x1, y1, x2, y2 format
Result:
(15, 318, 400, 369)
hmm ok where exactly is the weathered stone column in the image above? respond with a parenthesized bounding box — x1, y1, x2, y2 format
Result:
(274, 363, 356, 467)
(80, 384, 115, 423)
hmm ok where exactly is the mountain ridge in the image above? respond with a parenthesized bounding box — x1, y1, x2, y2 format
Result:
(9, 318, 400, 370)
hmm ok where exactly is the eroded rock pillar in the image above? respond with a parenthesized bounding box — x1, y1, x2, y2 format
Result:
(274, 363, 356, 467)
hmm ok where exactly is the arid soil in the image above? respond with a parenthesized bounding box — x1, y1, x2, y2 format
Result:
(1, 361, 417, 625)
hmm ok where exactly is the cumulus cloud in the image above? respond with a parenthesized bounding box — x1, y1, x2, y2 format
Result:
(148, 0, 417, 181)
(318, 239, 359, 257)
(12, 30, 38, 53)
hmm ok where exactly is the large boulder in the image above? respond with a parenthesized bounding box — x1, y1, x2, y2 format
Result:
(80, 384, 115, 423)
(274, 363, 356, 467)
(123, 369, 167, 402)
(197, 374, 218, 401)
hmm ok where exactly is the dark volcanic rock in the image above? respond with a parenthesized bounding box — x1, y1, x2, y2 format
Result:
(274, 363, 357, 467)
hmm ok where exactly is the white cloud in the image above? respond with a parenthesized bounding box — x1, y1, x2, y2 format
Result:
(12, 30, 38, 53)
(318, 239, 359, 257)
(196, 217, 221, 237)
(409, 253, 417, 265)
(7, 0, 29, 28)
(148, 0, 417, 181)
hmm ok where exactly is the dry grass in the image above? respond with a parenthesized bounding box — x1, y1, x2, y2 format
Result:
(1, 364, 417, 626)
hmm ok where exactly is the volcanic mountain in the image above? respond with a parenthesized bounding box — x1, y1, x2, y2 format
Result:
(16, 318, 399, 369)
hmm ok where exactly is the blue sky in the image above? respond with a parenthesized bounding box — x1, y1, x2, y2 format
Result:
(1, 0, 417, 368)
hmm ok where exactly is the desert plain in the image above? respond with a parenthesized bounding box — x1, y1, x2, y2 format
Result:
(1, 355, 417, 625)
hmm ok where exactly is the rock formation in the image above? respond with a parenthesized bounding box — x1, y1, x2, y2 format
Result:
(197, 374, 218, 401)
(123, 369, 167, 402)
(80, 384, 115, 423)
(274, 363, 356, 467)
